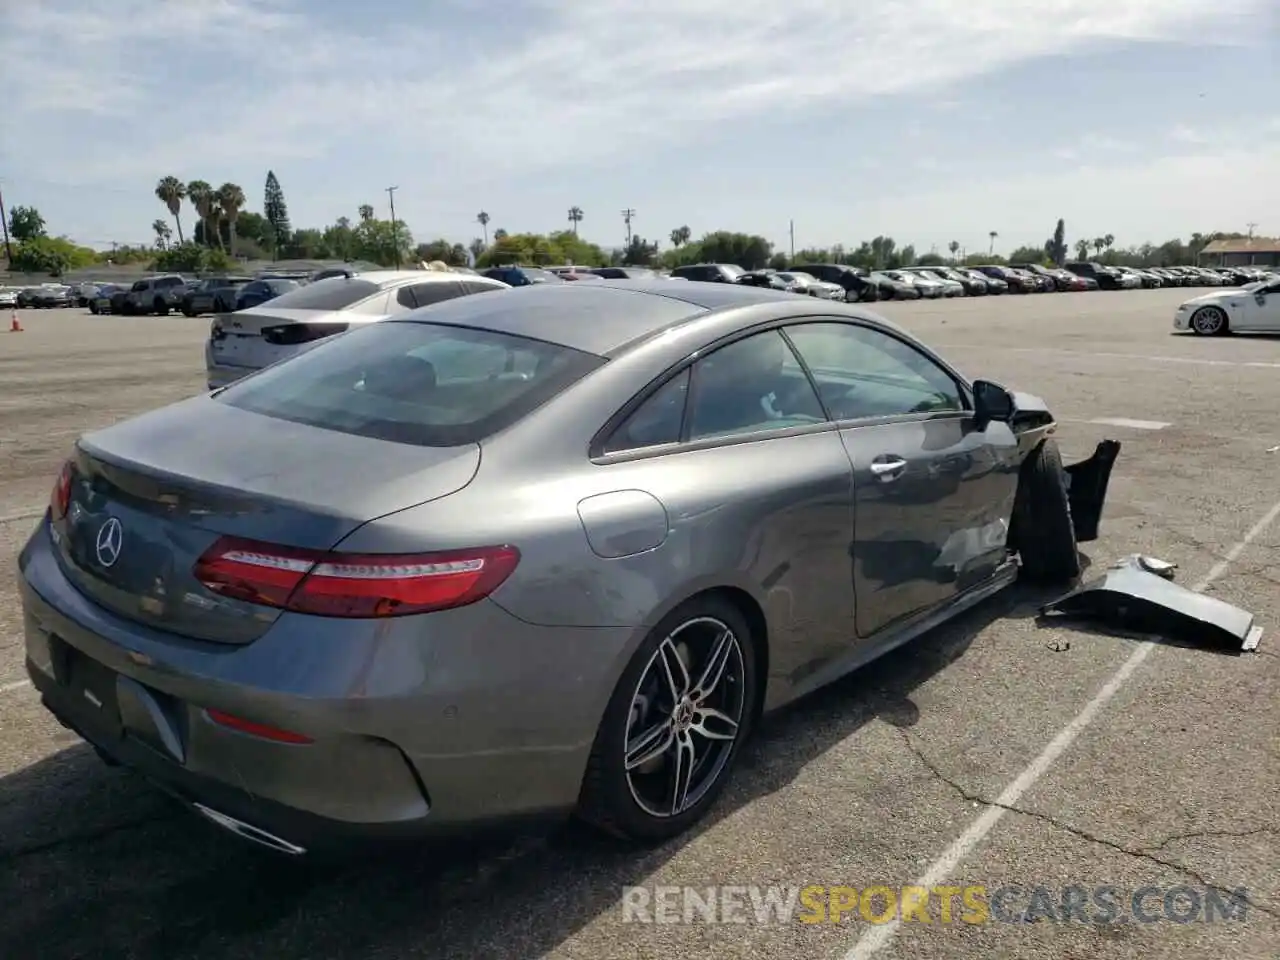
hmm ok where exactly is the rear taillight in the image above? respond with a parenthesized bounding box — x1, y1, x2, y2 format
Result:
(50, 460, 74, 520)
(193, 537, 520, 618)
(261, 322, 347, 346)
(210, 318, 226, 341)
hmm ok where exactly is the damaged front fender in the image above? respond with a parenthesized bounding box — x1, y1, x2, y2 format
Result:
(1065, 439, 1121, 543)
(1041, 554, 1263, 653)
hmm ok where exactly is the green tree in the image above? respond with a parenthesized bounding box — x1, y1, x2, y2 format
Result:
(263, 170, 291, 254)
(468, 238, 485, 262)
(1008, 245, 1048, 264)
(1074, 239, 1090, 260)
(151, 242, 234, 273)
(476, 211, 490, 245)
(415, 239, 470, 266)
(665, 231, 772, 270)
(187, 181, 217, 249)
(948, 240, 960, 261)
(358, 204, 375, 222)
(1046, 219, 1067, 266)
(8, 205, 47, 242)
(152, 219, 172, 249)
(10, 236, 95, 275)
(154, 177, 186, 244)
(217, 183, 246, 256)
(567, 206, 584, 235)
(670, 225, 691, 248)
(1092, 236, 1106, 256)
(915, 252, 946, 266)
(352, 217, 413, 266)
(622, 235, 660, 266)
(286, 227, 327, 259)
(492, 227, 508, 241)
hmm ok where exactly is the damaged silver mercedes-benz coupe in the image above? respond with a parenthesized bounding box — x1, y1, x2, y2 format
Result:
(19, 280, 1118, 855)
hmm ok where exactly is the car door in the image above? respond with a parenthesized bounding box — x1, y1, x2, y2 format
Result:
(595, 328, 857, 699)
(782, 320, 1020, 638)
(1233, 281, 1280, 332)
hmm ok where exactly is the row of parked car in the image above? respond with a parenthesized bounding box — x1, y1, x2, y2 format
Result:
(649, 261, 1274, 301)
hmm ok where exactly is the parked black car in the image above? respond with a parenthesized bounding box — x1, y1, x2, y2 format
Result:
(1010, 263, 1072, 291)
(88, 284, 126, 314)
(233, 278, 303, 311)
(1064, 261, 1125, 290)
(480, 265, 566, 286)
(736, 270, 792, 291)
(182, 276, 252, 316)
(976, 265, 1037, 293)
(789, 263, 879, 301)
(669, 263, 747, 284)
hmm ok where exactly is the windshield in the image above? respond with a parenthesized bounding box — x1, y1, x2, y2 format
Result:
(256, 277, 379, 310)
(217, 320, 603, 447)
(719, 264, 745, 278)
(521, 268, 564, 283)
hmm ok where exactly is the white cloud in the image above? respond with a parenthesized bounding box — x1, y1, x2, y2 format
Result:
(1, 0, 1271, 186)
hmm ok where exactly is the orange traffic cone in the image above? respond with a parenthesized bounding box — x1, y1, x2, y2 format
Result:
(9, 311, 21, 333)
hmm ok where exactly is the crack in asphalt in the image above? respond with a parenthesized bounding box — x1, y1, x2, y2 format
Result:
(895, 728, 1279, 919)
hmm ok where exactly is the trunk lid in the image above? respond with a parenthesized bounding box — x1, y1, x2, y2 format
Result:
(209, 307, 381, 375)
(53, 395, 480, 644)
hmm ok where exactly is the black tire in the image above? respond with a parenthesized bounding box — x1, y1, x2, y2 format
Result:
(1189, 305, 1229, 336)
(154, 298, 169, 316)
(1010, 439, 1081, 583)
(576, 594, 759, 842)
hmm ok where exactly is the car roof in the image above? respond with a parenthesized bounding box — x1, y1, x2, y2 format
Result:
(395, 279, 810, 357)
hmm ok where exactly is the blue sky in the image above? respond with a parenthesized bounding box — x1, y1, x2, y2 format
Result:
(1, 0, 1277, 255)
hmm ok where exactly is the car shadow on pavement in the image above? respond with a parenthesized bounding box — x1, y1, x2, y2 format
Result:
(0, 578, 1066, 960)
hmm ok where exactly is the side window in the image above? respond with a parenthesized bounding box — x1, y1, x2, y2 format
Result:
(130, 281, 148, 292)
(602, 369, 690, 454)
(348, 291, 394, 316)
(404, 281, 465, 309)
(462, 280, 501, 296)
(686, 330, 825, 441)
(784, 322, 964, 421)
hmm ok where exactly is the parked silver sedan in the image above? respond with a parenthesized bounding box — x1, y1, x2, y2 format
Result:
(21, 281, 1119, 855)
(205, 270, 510, 389)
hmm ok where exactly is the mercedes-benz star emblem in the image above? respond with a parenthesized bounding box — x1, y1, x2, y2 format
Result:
(95, 517, 123, 568)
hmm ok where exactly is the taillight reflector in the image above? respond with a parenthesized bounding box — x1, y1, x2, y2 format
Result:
(50, 460, 74, 520)
(193, 536, 520, 618)
(206, 708, 313, 744)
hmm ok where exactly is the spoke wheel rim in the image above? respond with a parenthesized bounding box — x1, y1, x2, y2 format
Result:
(1193, 307, 1225, 334)
(624, 616, 747, 819)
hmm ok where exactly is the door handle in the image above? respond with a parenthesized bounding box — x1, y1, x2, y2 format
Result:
(869, 456, 907, 482)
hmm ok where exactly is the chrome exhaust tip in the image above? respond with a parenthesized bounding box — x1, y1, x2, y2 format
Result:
(193, 802, 307, 856)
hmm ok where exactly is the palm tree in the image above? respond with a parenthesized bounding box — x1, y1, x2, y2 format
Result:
(988, 230, 998, 255)
(1092, 237, 1106, 256)
(154, 176, 186, 244)
(567, 206, 584, 235)
(217, 183, 246, 257)
(186, 180, 216, 249)
(151, 219, 172, 250)
(468, 238, 485, 261)
(1103, 233, 1115, 251)
(948, 240, 960, 261)
(670, 225, 691, 248)
(493, 228, 508, 242)
(1075, 239, 1091, 261)
(476, 211, 490, 245)
(358, 204, 375, 222)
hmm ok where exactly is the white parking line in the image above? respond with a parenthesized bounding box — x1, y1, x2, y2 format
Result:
(1083, 417, 1171, 431)
(846, 496, 1280, 960)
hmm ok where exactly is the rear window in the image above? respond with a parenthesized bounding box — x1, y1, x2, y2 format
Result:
(216, 320, 604, 447)
(258, 277, 381, 311)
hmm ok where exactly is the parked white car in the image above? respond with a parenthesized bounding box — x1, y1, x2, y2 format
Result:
(774, 271, 845, 299)
(205, 270, 510, 389)
(884, 270, 946, 298)
(1173, 278, 1280, 335)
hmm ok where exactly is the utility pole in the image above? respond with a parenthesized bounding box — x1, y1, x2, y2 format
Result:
(0, 182, 11, 262)
(1246, 222, 1258, 238)
(621, 208, 635, 247)
(386, 186, 401, 268)
(789, 219, 795, 260)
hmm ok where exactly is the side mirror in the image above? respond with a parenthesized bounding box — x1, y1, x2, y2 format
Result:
(973, 379, 1015, 424)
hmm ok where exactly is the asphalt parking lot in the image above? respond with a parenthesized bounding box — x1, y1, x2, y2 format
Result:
(1, 291, 1277, 960)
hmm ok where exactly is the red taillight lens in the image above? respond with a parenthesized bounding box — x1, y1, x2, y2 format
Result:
(193, 536, 520, 618)
(50, 460, 74, 520)
(206, 709, 313, 744)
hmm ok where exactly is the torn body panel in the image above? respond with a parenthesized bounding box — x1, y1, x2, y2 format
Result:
(1041, 554, 1263, 653)
(1064, 439, 1122, 542)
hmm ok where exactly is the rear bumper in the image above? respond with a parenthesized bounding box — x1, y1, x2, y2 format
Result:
(18, 520, 631, 854)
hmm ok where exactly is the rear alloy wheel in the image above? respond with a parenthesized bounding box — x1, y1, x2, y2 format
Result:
(578, 597, 756, 842)
(1190, 305, 1229, 336)
(1010, 438, 1081, 584)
